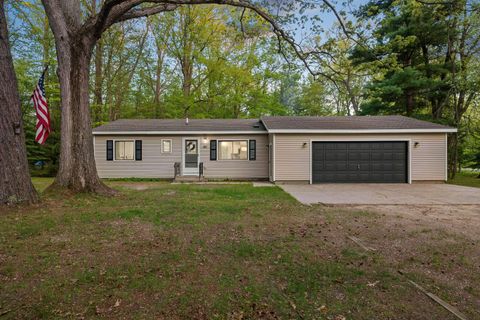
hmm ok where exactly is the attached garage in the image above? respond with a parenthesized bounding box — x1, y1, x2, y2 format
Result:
(311, 141, 408, 183)
(261, 115, 457, 184)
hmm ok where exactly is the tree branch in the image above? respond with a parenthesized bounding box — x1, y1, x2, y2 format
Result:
(116, 3, 178, 23)
(83, 0, 355, 78)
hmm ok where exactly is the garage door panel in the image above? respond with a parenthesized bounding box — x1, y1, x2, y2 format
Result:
(325, 153, 347, 161)
(312, 141, 407, 183)
(348, 152, 370, 161)
(325, 162, 348, 170)
(358, 162, 371, 171)
(325, 144, 346, 150)
(371, 153, 383, 160)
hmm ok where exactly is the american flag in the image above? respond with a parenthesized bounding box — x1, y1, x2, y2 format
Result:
(32, 70, 51, 144)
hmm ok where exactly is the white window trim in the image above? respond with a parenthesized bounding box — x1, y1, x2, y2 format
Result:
(161, 139, 173, 154)
(309, 138, 412, 185)
(216, 139, 249, 161)
(113, 139, 136, 161)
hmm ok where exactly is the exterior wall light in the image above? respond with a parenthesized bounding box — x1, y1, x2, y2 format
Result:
(302, 142, 308, 148)
(414, 141, 419, 148)
(202, 136, 208, 148)
(13, 121, 21, 135)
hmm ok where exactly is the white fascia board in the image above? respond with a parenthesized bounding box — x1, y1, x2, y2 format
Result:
(266, 128, 457, 134)
(92, 131, 268, 135)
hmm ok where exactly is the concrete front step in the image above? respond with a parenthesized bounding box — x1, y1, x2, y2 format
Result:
(174, 176, 205, 182)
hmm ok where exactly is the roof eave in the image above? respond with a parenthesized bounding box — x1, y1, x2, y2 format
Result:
(92, 130, 268, 135)
(266, 128, 457, 133)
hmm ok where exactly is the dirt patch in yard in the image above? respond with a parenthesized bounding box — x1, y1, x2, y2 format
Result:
(323, 204, 480, 319)
(353, 204, 480, 241)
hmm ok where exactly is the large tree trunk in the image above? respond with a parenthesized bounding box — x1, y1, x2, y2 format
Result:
(0, 0, 38, 204)
(41, 0, 113, 195)
(51, 34, 113, 194)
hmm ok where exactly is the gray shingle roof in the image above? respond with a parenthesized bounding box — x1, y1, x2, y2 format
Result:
(93, 118, 266, 133)
(92, 116, 455, 134)
(261, 115, 455, 131)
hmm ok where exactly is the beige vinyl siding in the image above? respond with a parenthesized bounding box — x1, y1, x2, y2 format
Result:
(273, 133, 447, 182)
(94, 134, 269, 179)
(95, 135, 182, 178)
(201, 135, 269, 179)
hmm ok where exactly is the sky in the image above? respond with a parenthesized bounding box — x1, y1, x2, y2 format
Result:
(284, 0, 370, 43)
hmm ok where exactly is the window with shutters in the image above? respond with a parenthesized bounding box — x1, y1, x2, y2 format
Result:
(115, 141, 135, 160)
(218, 140, 248, 160)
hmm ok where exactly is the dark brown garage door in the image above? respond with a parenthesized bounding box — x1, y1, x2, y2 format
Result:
(312, 141, 408, 183)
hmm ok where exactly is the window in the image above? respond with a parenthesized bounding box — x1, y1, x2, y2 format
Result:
(162, 139, 172, 153)
(218, 140, 248, 160)
(115, 141, 135, 160)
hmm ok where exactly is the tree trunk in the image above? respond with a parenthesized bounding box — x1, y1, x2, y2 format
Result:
(51, 33, 113, 194)
(182, 56, 193, 98)
(448, 133, 458, 180)
(0, 0, 38, 204)
(93, 39, 103, 123)
(405, 89, 414, 116)
(154, 45, 164, 118)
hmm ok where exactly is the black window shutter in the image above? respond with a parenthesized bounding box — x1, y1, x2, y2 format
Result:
(249, 140, 256, 161)
(106, 140, 113, 161)
(210, 140, 217, 161)
(135, 140, 142, 161)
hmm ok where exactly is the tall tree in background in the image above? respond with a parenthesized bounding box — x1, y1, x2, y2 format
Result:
(444, 0, 480, 177)
(352, 0, 480, 177)
(352, 0, 450, 116)
(312, 28, 366, 115)
(0, 0, 38, 204)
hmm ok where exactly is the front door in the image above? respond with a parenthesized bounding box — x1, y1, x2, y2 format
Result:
(183, 139, 199, 175)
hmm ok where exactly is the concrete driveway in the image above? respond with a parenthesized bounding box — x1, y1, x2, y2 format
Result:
(279, 183, 480, 205)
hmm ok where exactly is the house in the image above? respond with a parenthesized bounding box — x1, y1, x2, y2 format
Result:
(92, 116, 456, 183)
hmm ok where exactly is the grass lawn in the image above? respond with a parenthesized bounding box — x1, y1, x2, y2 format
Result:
(0, 178, 478, 319)
(448, 171, 480, 188)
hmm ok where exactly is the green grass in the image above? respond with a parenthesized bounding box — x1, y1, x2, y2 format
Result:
(31, 177, 55, 192)
(0, 179, 478, 319)
(448, 171, 480, 188)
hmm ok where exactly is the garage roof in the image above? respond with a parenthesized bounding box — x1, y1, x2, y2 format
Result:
(261, 116, 456, 133)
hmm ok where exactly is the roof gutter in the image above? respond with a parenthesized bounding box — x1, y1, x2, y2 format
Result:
(265, 128, 457, 133)
(92, 130, 268, 135)
(92, 128, 457, 135)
